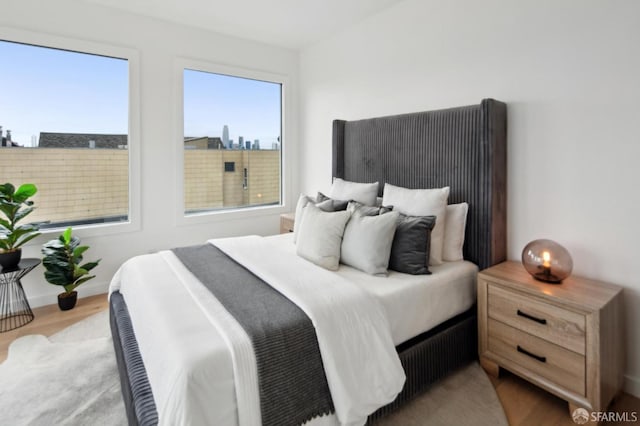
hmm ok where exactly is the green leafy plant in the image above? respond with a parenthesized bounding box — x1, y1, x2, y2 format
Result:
(42, 227, 101, 294)
(0, 183, 41, 252)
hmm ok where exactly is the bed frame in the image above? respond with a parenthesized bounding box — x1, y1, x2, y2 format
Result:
(332, 98, 507, 421)
(110, 98, 507, 425)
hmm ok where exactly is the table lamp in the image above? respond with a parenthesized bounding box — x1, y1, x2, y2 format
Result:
(521, 239, 573, 284)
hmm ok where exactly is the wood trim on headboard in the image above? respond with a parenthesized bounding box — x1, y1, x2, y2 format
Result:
(332, 99, 507, 270)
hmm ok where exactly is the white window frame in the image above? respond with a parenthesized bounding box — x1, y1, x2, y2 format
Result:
(175, 58, 290, 226)
(0, 27, 141, 239)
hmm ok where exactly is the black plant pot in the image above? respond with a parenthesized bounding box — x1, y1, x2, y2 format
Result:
(0, 249, 22, 270)
(58, 291, 78, 311)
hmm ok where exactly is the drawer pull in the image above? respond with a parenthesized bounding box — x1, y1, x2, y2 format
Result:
(517, 309, 547, 325)
(517, 345, 547, 363)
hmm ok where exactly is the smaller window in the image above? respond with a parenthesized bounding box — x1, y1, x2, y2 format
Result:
(224, 162, 235, 172)
(243, 168, 248, 190)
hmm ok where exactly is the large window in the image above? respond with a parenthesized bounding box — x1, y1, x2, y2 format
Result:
(0, 39, 130, 229)
(183, 68, 282, 215)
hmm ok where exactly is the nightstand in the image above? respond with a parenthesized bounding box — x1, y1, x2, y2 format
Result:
(478, 261, 624, 417)
(279, 213, 295, 234)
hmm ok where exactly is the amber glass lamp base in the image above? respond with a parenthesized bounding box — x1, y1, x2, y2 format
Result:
(521, 239, 573, 284)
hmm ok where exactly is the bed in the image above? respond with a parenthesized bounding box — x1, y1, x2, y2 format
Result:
(110, 98, 507, 425)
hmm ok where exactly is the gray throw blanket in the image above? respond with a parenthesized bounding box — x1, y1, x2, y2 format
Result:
(172, 244, 334, 426)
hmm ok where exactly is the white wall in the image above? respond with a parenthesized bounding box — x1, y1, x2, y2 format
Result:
(299, 0, 640, 396)
(1, 1, 299, 306)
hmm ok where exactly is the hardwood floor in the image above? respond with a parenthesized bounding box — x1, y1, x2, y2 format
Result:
(490, 370, 639, 425)
(0, 293, 108, 362)
(1, 294, 639, 425)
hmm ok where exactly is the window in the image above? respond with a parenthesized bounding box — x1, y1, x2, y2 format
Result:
(0, 39, 130, 230)
(183, 68, 282, 215)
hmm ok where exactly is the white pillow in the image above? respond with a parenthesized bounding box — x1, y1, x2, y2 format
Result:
(293, 193, 349, 242)
(442, 203, 469, 262)
(382, 183, 450, 265)
(341, 208, 399, 276)
(293, 194, 314, 243)
(329, 178, 379, 206)
(296, 203, 351, 271)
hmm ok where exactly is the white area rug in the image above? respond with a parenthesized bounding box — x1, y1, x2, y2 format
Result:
(0, 311, 507, 426)
(378, 362, 508, 426)
(0, 311, 126, 426)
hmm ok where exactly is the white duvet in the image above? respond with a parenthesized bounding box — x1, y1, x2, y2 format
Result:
(109, 235, 405, 426)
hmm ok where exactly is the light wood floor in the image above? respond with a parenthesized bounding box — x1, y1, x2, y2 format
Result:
(489, 370, 639, 425)
(0, 293, 108, 362)
(1, 294, 638, 425)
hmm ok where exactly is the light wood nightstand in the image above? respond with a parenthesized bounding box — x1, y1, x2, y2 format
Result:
(478, 261, 624, 418)
(279, 213, 295, 234)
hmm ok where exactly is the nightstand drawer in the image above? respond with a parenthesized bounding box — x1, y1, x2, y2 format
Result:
(488, 319, 585, 396)
(488, 283, 586, 355)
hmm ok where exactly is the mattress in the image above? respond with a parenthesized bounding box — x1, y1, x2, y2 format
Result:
(109, 234, 476, 425)
(265, 233, 478, 345)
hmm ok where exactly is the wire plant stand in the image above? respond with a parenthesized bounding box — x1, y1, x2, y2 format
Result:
(0, 258, 40, 332)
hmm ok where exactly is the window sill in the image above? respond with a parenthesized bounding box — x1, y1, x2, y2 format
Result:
(177, 203, 288, 227)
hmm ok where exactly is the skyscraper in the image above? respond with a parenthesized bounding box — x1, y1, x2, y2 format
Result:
(222, 125, 230, 148)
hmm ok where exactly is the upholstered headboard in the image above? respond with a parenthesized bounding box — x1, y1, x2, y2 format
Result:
(332, 98, 507, 270)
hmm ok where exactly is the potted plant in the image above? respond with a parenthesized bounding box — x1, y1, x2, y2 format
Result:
(0, 183, 41, 269)
(41, 227, 101, 311)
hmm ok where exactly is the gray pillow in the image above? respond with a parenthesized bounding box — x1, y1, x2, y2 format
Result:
(293, 193, 348, 242)
(296, 203, 351, 271)
(389, 214, 436, 275)
(346, 200, 392, 216)
(315, 192, 350, 211)
(341, 206, 399, 275)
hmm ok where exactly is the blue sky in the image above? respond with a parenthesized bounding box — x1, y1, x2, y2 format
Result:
(184, 69, 281, 146)
(0, 40, 281, 147)
(0, 40, 128, 146)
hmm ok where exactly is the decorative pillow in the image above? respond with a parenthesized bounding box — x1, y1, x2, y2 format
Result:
(346, 200, 392, 216)
(389, 214, 437, 275)
(443, 203, 469, 262)
(315, 192, 350, 211)
(382, 183, 450, 266)
(329, 178, 379, 206)
(296, 204, 351, 271)
(293, 193, 348, 242)
(341, 206, 399, 275)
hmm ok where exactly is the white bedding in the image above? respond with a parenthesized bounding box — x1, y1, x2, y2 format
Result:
(109, 233, 476, 426)
(265, 233, 478, 345)
(212, 236, 405, 426)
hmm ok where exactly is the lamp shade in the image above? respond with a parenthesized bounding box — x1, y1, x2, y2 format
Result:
(521, 239, 573, 283)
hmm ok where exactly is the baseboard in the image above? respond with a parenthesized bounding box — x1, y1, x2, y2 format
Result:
(624, 374, 640, 398)
(28, 280, 110, 308)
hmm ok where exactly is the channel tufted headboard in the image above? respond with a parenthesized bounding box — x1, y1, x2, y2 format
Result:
(332, 98, 507, 270)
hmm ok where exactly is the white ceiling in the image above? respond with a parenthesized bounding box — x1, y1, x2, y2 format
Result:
(84, 0, 404, 49)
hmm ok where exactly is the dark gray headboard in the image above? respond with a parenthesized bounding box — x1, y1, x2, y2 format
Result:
(332, 99, 507, 270)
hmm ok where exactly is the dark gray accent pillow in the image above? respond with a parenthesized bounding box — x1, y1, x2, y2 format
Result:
(389, 214, 437, 275)
(346, 200, 392, 216)
(316, 192, 349, 211)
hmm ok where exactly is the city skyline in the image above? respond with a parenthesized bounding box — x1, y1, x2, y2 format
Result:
(183, 68, 281, 147)
(0, 40, 282, 147)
